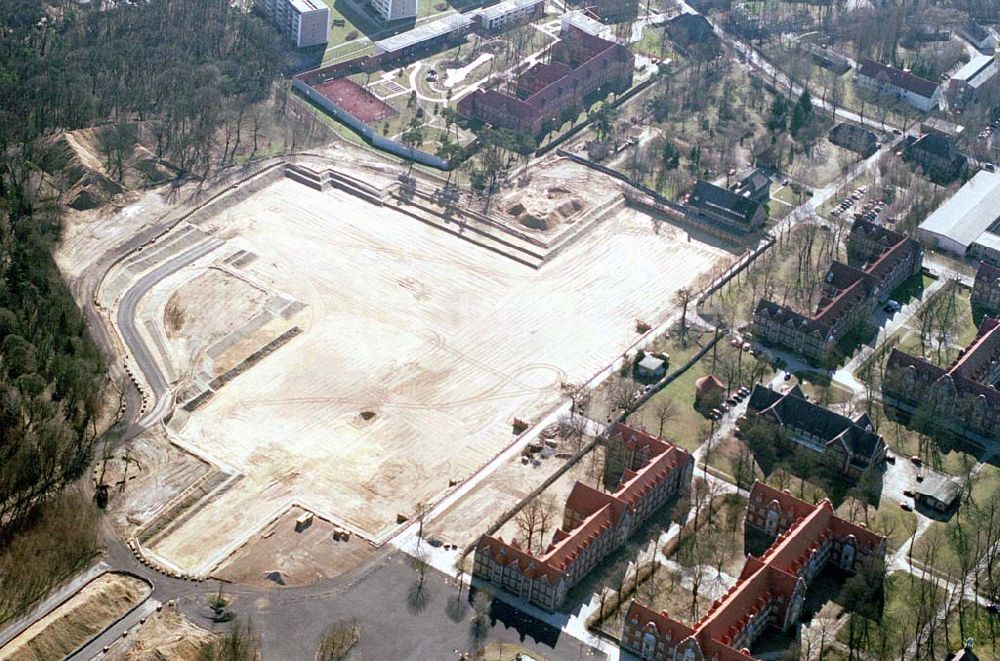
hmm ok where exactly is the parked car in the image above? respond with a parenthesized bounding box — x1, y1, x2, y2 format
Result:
(727, 397, 738, 406)
(784, 372, 793, 381)
(886, 454, 896, 464)
(710, 408, 722, 420)
(901, 502, 913, 511)
(911, 455, 922, 466)
(916, 473, 925, 482)
(903, 489, 914, 497)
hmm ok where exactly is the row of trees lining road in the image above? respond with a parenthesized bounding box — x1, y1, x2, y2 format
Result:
(0, 0, 291, 540)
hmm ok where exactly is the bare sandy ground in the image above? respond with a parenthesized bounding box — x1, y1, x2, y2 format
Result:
(0, 573, 150, 661)
(101, 607, 215, 661)
(126, 177, 725, 575)
(494, 158, 617, 233)
(214, 507, 373, 588)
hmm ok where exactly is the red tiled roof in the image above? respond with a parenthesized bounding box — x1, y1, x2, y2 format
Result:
(949, 315, 1000, 380)
(625, 482, 885, 659)
(478, 423, 691, 586)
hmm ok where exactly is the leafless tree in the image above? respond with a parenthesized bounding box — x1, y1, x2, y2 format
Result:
(653, 399, 677, 438)
(607, 375, 638, 415)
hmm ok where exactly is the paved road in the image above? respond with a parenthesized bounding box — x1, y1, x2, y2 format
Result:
(675, 0, 908, 136)
(116, 237, 224, 429)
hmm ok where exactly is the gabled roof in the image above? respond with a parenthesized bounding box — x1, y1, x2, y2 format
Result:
(915, 473, 962, 506)
(627, 482, 885, 660)
(736, 169, 771, 197)
(858, 58, 940, 99)
(974, 261, 1000, 289)
(746, 384, 885, 459)
(690, 180, 764, 226)
(478, 423, 691, 587)
(754, 299, 832, 339)
(910, 133, 961, 159)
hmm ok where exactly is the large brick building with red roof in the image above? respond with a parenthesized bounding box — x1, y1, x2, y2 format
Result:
(883, 313, 1000, 448)
(457, 23, 634, 137)
(473, 423, 693, 612)
(753, 219, 922, 364)
(621, 482, 885, 660)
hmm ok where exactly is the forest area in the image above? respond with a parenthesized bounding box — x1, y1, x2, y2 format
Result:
(0, 0, 309, 625)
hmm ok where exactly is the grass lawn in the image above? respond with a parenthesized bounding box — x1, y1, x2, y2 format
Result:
(880, 420, 977, 477)
(897, 284, 979, 369)
(626, 337, 769, 452)
(913, 463, 1000, 576)
(834, 497, 917, 553)
(935, 601, 1000, 661)
(835, 571, 946, 657)
(669, 493, 749, 578)
(632, 26, 677, 60)
(890, 273, 933, 306)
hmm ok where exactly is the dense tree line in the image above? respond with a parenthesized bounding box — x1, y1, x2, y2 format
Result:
(0, 0, 287, 537)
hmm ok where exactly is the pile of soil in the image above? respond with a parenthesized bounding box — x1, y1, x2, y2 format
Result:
(108, 608, 216, 661)
(1, 573, 151, 661)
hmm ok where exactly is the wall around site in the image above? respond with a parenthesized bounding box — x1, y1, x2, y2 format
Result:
(291, 77, 451, 170)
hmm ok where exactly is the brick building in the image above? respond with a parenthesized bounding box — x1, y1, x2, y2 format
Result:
(457, 24, 634, 136)
(473, 423, 693, 612)
(753, 220, 923, 364)
(883, 315, 1000, 449)
(973, 261, 1000, 314)
(621, 483, 886, 661)
(744, 384, 886, 478)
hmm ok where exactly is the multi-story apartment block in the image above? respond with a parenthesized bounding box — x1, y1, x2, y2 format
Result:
(883, 315, 1000, 449)
(621, 483, 886, 661)
(753, 220, 923, 364)
(473, 423, 693, 612)
(475, 0, 544, 32)
(744, 384, 886, 478)
(457, 23, 633, 136)
(855, 58, 941, 112)
(257, 0, 330, 47)
(973, 261, 1000, 314)
(368, 0, 417, 22)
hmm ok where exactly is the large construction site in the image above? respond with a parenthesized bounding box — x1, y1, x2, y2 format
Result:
(75, 144, 728, 582)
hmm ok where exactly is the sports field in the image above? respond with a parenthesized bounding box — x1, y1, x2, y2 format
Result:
(313, 77, 397, 122)
(131, 176, 726, 575)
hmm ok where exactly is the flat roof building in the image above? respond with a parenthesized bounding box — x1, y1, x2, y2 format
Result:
(949, 53, 998, 108)
(917, 171, 1000, 260)
(370, 0, 418, 23)
(476, 0, 544, 32)
(257, 0, 330, 47)
(373, 13, 474, 56)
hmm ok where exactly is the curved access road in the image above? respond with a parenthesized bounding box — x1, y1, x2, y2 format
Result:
(116, 237, 224, 430)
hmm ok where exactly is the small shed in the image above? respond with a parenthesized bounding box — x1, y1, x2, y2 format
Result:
(695, 374, 726, 412)
(636, 354, 666, 381)
(915, 474, 963, 512)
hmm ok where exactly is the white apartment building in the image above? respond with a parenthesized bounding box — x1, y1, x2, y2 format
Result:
(369, 0, 417, 23)
(855, 57, 941, 112)
(475, 0, 543, 32)
(257, 0, 330, 47)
